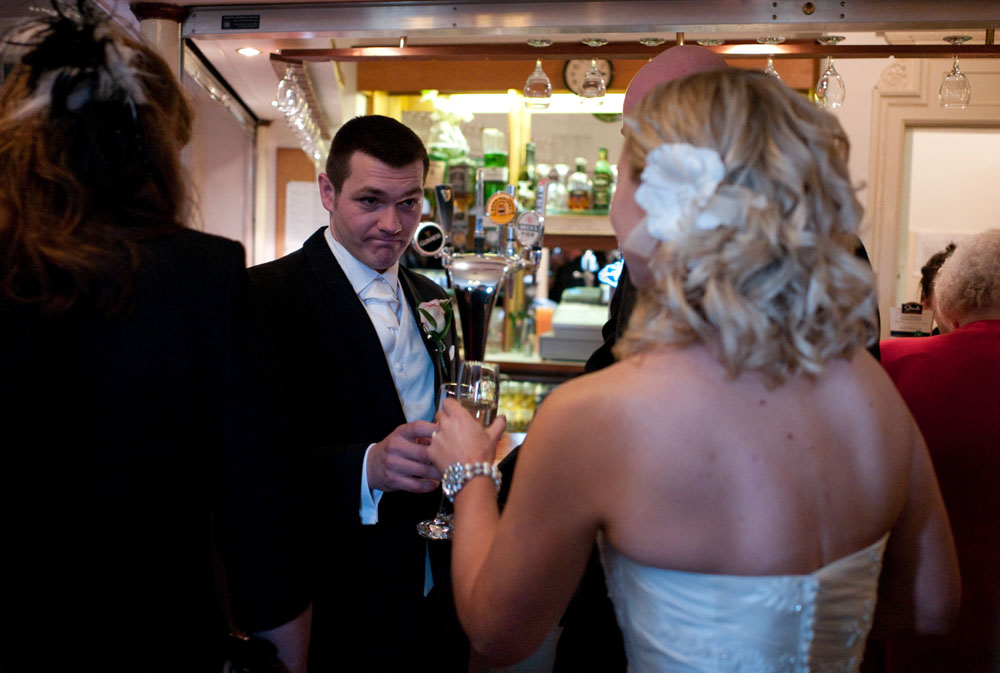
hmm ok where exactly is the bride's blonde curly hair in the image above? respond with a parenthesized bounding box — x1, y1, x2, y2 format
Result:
(615, 69, 877, 386)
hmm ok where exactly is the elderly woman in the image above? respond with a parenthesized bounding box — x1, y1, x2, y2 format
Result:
(428, 68, 959, 672)
(881, 229, 1000, 673)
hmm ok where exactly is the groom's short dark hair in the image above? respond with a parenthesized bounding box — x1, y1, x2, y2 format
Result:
(324, 115, 429, 192)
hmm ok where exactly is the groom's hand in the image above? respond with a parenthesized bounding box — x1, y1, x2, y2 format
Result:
(367, 421, 443, 494)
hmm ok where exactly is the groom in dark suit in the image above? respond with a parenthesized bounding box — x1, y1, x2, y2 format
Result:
(248, 115, 463, 672)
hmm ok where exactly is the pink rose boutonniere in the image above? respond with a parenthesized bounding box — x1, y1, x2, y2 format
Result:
(417, 298, 454, 374)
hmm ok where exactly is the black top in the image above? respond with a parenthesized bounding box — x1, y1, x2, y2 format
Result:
(0, 229, 308, 673)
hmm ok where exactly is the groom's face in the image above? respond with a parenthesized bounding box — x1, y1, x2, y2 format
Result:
(319, 150, 424, 273)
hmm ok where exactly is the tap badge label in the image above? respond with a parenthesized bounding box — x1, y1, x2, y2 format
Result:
(514, 211, 543, 247)
(486, 192, 517, 226)
(435, 185, 453, 203)
(412, 221, 446, 256)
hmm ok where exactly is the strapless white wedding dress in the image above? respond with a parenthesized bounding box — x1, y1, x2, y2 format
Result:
(600, 535, 888, 673)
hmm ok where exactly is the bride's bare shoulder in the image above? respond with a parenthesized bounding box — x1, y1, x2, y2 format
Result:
(537, 347, 716, 426)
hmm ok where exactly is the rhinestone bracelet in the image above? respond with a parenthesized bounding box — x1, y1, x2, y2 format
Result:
(442, 461, 502, 503)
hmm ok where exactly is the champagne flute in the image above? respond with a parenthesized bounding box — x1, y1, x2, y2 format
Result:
(417, 382, 470, 540)
(416, 363, 500, 540)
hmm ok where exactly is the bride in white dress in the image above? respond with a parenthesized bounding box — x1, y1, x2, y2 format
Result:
(427, 68, 960, 672)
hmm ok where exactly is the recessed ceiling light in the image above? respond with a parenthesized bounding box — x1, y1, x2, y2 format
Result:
(237, 47, 261, 57)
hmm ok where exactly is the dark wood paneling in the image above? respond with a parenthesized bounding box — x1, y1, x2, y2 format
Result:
(357, 57, 816, 93)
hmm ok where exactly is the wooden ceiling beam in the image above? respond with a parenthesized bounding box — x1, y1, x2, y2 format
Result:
(271, 41, 1000, 64)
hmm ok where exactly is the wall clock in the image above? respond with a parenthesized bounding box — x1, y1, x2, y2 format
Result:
(562, 58, 614, 96)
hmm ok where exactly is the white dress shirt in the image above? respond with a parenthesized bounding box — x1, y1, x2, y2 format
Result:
(324, 227, 436, 524)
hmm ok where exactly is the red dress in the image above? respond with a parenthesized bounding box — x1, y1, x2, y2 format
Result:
(880, 320, 1000, 672)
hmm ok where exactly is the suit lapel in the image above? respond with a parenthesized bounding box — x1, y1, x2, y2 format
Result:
(399, 269, 454, 402)
(302, 229, 405, 422)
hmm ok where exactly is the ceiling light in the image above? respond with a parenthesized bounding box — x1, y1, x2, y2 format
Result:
(236, 47, 261, 56)
(638, 37, 666, 47)
(581, 38, 608, 48)
(527, 39, 553, 48)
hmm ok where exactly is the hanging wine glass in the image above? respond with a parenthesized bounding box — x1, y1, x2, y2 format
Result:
(275, 67, 300, 115)
(757, 36, 785, 80)
(523, 59, 553, 110)
(815, 36, 846, 109)
(580, 58, 607, 102)
(939, 35, 972, 109)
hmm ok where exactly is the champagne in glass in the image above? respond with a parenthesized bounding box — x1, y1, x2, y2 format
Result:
(457, 360, 500, 428)
(459, 397, 496, 426)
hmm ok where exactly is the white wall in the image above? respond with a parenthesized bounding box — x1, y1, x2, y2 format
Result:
(824, 56, 893, 250)
(183, 76, 256, 252)
(898, 128, 1000, 302)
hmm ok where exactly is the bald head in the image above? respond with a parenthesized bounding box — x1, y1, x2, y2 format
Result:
(623, 45, 728, 114)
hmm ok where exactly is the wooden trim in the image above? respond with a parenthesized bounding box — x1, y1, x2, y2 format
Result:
(355, 57, 815, 94)
(489, 359, 584, 382)
(130, 2, 188, 23)
(276, 42, 1000, 64)
(544, 234, 618, 251)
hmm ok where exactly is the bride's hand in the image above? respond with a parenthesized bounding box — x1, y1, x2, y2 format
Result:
(428, 397, 505, 472)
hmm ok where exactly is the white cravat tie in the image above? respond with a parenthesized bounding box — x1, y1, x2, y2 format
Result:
(361, 277, 400, 353)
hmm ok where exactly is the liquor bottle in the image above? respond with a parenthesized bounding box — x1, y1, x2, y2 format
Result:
(592, 147, 612, 213)
(423, 145, 449, 220)
(567, 157, 591, 212)
(481, 128, 508, 203)
(448, 156, 476, 249)
(546, 166, 567, 213)
(517, 141, 537, 210)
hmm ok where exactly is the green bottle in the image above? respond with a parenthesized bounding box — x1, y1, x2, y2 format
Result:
(481, 128, 508, 202)
(592, 147, 612, 213)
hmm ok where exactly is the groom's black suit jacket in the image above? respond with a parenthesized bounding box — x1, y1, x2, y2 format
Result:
(248, 228, 462, 673)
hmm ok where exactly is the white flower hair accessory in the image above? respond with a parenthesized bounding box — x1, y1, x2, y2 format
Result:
(634, 142, 767, 244)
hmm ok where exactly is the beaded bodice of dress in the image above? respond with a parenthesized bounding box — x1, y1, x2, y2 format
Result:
(600, 534, 888, 673)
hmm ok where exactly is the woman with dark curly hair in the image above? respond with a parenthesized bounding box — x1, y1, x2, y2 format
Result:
(426, 69, 959, 672)
(918, 242, 957, 335)
(0, 3, 309, 671)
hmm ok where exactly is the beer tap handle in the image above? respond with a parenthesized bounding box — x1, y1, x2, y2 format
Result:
(435, 184, 454, 252)
(474, 168, 486, 256)
(409, 185, 452, 260)
(504, 222, 519, 260)
(534, 178, 549, 222)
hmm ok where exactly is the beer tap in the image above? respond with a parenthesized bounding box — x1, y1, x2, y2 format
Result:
(409, 178, 545, 362)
